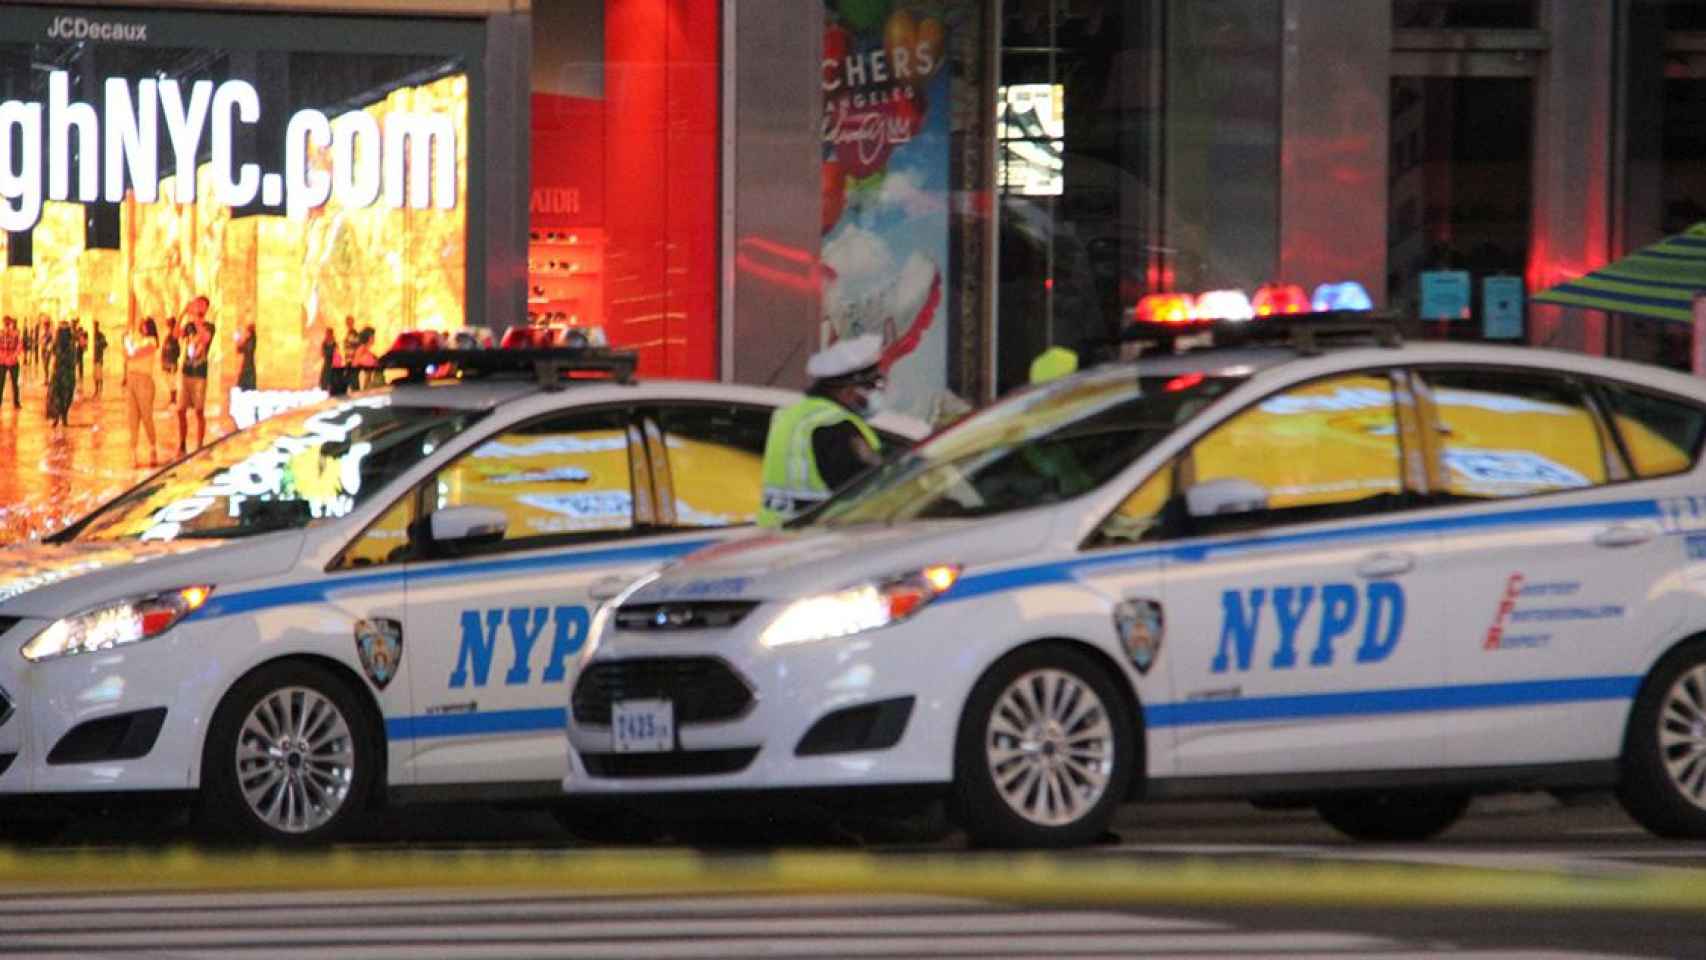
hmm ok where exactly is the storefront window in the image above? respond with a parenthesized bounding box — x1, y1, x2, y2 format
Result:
(992, 0, 1280, 394)
(0, 6, 474, 398)
(529, 0, 720, 379)
(1386, 76, 1533, 339)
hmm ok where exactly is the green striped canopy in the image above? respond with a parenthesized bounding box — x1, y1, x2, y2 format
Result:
(1532, 222, 1706, 322)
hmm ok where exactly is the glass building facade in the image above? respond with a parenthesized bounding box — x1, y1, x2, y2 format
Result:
(3, 0, 1705, 540)
(0, 3, 482, 400)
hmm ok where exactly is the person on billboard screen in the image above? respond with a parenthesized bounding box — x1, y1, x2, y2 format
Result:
(160, 317, 181, 406)
(37, 314, 50, 384)
(341, 315, 362, 394)
(123, 318, 160, 467)
(319, 327, 339, 392)
(236, 323, 258, 392)
(73, 321, 87, 396)
(92, 325, 107, 398)
(354, 327, 380, 390)
(47, 322, 75, 430)
(0, 316, 21, 410)
(176, 297, 214, 456)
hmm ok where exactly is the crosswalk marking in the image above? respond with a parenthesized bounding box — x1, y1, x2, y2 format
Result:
(0, 890, 1409, 959)
(0, 888, 1649, 959)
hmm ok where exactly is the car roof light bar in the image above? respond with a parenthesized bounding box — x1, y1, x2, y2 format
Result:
(1122, 311, 1403, 355)
(379, 346, 639, 388)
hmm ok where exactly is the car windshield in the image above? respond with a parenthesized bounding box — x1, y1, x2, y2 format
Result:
(63, 397, 487, 544)
(807, 366, 1245, 527)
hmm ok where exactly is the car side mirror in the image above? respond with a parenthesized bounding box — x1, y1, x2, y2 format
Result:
(1184, 478, 1268, 518)
(429, 505, 508, 547)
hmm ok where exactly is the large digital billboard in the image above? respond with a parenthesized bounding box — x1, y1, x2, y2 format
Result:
(0, 5, 480, 393)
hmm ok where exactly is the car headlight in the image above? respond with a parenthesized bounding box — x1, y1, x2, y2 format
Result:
(760, 565, 960, 649)
(20, 586, 214, 663)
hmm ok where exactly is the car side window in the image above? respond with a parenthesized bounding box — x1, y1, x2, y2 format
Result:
(1599, 381, 1706, 480)
(651, 403, 772, 527)
(1093, 467, 1174, 545)
(330, 492, 419, 570)
(1172, 372, 1405, 535)
(1418, 369, 1608, 499)
(430, 409, 636, 552)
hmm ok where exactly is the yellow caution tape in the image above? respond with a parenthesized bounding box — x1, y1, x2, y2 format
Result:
(1, 847, 1704, 912)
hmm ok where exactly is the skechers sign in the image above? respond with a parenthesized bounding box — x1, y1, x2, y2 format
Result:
(1213, 583, 1405, 673)
(0, 69, 458, 231)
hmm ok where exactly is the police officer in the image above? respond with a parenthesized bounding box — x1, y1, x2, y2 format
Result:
(758, 335, 886, 528)
(1021, 345, 1094, 496)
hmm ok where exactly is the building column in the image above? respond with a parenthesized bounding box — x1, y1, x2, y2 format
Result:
(727, 0, 824, 389)
(1526, 0, 1617, 354)
(1277, 0, 1391, 303)
(481, 10, 531, 334)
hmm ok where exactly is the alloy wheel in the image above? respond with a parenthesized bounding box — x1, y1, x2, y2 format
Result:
(234, 686, 356, 834)
(984, 668, 1114, 827)
(1659, 665, 1706, 811)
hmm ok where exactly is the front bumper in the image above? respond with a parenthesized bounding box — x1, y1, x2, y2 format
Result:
(0, 617, 214, 795)
(563, 609, 966, 795)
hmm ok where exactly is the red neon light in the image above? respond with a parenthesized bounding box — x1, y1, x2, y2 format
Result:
(1164, 372, 1205, 392)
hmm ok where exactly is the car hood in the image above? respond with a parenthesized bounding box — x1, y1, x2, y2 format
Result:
(628, 510, 1059, 605)
(0, 534, 303, 618)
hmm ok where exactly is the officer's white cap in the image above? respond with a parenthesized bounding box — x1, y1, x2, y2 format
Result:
(806, 334, 883, 380)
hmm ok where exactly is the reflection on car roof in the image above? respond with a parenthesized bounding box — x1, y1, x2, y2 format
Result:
(1131, 347, 1298, 378)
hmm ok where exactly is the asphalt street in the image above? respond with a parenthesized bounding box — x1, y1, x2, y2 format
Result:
(6, 791, 1705, 958)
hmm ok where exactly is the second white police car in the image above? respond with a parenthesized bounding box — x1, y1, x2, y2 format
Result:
(0, 343, 923, 843)
(566, 318, 1706, 847)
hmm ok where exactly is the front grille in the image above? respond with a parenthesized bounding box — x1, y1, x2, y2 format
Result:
(0, 616, 20, 637)
(572, 657, 753, 726)
(614, 601, 760, 632)
(0, 683, 12, 729)
(581, 747, 758, 778)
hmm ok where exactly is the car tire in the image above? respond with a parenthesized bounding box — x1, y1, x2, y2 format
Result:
(200, 661, 375, 845)
(551, 804, 666, 846)
(1314, 791, 1468, 842)
(1617, 640, 1706, 838)
(952, 644, 1135, 849)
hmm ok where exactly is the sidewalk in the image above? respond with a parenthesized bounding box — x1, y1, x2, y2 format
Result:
(0, 361, 228, 543)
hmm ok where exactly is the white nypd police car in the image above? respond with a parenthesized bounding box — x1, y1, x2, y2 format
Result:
(0, 346, 923, 842)
(565, 318, 1706, 847)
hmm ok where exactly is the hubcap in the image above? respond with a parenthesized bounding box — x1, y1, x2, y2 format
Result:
(1660, 666, 1706, 811)
(985, 668, 1114, 827)
(235, 686, 355, 834)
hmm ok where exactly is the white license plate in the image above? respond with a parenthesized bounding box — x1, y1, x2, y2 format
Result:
(611, 699, 674, 753)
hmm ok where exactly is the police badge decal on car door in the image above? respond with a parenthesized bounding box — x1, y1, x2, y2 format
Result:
(1114, 598, 1164, 674)
(355, 618, 404, 690)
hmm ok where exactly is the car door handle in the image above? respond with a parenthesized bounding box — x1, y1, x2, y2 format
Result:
(1594, 524, 1654, 549)
(589, 575, 633, 604)
(1356, 551, 1414, 579)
